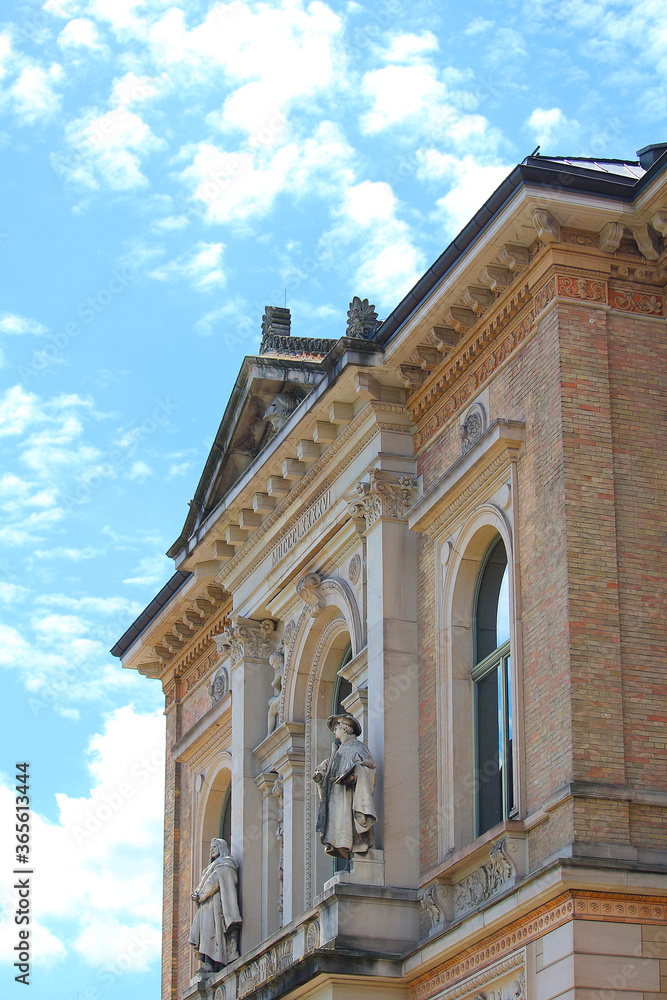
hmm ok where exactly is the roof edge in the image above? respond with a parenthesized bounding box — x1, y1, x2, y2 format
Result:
(110, 570, 192, 659)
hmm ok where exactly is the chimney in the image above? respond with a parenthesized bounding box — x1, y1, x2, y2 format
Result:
(636, 143, 667, 171)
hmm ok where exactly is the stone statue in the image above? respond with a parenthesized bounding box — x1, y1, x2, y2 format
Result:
(189, 838, 242, 975)
(267, 648, 284, 734)
(313, 713, 377, 860)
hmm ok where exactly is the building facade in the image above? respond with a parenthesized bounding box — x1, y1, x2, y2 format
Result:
(113, 144, 667, 1000)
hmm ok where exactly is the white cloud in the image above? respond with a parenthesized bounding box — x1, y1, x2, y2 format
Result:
(525, 107, 580, 149)
(382, 31, 439, 63)
(0, 706, 164, 972)
(127, 459, 153, 480)
(7, 62, 63, 123)
(418, 153, 512, 237)
(58, 18, 104, 50)
(182, 120, 354, 226)
(321, 179, 425, 308)
(149, 241, 226, 292)
(360, 63, 445, 132)
(33, 546, 101, 561)
(57, 106, 164, 190)
(123, 552, 172, 587)
(465, 17, 493, 35)
(0, 313, 46, 336)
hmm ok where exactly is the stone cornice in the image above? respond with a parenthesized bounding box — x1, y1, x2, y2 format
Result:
(408, 889, 667, 1000)
(217, 400, 412, 590)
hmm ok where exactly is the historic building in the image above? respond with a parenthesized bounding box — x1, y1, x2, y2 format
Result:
(112, 143, 667, 1000)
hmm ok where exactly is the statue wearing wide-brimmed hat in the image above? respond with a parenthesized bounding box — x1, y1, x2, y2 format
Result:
(313, 713, 377, 861)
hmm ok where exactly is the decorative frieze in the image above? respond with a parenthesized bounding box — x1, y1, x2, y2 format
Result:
(270, 490, 332, 568)
(608, 287, 664, 315)
(409, 890, 667, 1000)
(454, 840, 514, 916)
(236, 936, 293, 998)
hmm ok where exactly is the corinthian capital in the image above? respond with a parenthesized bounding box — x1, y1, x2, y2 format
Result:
(348, 470, 417, 528)
(214, 618, 276, 664)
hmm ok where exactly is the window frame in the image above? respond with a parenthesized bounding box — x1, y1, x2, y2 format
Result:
(471, 538, 516, 837)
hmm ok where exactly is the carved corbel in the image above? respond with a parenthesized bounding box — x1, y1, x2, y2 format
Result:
(497, 244, 530, 275)
(631, 223, 662, 260)
(296, 572, 325, 617)
(651, 210, 667, 237)
(461, 285, 494, 315)
(397, 364, 425, 390)
(428, 326, 458, 355)
(410, 344, 440, 371)
(419, 884, 452, 929)
(531, 209, 560, 244)
(444, 305, 476, 334)
(600, 221, 625, 253)
(479, 264, 512, 295)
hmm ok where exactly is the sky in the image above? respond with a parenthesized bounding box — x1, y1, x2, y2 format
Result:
(0, 0, 665, 997)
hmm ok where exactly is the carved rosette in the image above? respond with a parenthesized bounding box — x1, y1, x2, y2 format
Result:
(214, 619, 276, 664)
(348, 470, 417, 528)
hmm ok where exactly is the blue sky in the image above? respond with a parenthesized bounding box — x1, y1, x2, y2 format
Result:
(0, 0, 665, 996)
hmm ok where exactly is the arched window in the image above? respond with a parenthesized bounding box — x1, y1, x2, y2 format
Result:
(473, 537, 514, 836)
(332, 642, 352, 715)
(218, 783, 231, 846)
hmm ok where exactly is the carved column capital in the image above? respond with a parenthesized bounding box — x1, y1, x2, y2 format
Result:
(348, 470, 417, 528)
(214, 618, 276, 664)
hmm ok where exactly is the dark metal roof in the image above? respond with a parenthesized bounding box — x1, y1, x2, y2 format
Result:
(110, 570, 192, 658)
(371, 147, 667, 348)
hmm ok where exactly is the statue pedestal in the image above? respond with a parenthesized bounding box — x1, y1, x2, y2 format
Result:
(324, 849, 384, 890)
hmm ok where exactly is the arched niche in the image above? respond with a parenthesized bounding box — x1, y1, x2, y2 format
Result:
(192, 752, 233, 887)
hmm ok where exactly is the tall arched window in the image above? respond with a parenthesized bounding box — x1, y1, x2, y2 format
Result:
(473, 538, 514, 836)
(218, 784, 231, 846)
(332, 641, 352, 716)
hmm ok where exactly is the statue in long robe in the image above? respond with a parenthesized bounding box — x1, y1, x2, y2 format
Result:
(313, 714, 377, 860)
(189, 838, 242, 974)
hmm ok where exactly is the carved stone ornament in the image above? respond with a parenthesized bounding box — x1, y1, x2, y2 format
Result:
(210, 667, 229, 705)
(305, 919, 320, 951)
(346, 296, 379, 339)
(296, 572, 325, 617)
(215, 619, 276, 665)
(348, 470, 417, 528)
(454, 839, 514, 916)
(348, 553, 361, 585)
(264, 389, 300, 432)
(237, 936, 293, 998)
(420, 884, 450, 928)
(459, 402, 487, 456)
(267, 647, 284, 735)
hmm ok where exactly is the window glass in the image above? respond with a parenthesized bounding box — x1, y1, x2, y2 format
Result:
(474, 537, 513, 836)
(475, 541, 509, 663)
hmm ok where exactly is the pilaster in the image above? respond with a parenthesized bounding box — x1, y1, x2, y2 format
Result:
(349, 469, 420, 888)
(215, 618, 277, 953)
